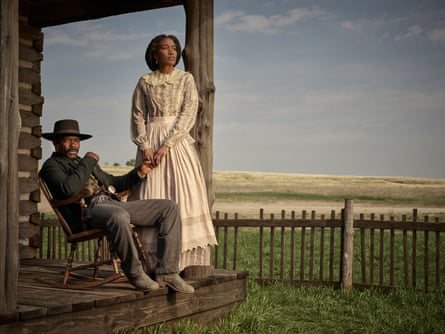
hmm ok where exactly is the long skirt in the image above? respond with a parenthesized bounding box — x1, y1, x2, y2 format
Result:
(129, 116, 217, 271)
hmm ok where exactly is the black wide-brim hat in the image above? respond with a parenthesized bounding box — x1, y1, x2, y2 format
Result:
(42, 119, 92, 141)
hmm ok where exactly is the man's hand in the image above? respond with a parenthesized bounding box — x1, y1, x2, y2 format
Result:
(137, 160, 152, 177)
(85, 152, 99, 162)
(142, 148, 154, 167)
(153, 145, 170, 166)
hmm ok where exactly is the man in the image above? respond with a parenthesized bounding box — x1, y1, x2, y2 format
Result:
(39, 119, 194, 294)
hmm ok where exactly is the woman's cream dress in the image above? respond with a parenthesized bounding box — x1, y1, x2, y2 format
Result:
(129, 69, 217, 271)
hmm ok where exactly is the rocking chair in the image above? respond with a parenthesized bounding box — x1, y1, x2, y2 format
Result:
(36, 177, 151, 289)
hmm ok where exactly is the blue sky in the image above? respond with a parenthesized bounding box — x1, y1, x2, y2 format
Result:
(41, 0, 445, 179)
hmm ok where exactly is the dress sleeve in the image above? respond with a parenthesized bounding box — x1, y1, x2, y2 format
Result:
(130, 78, 151, 151)
(163, 73, 199, 148)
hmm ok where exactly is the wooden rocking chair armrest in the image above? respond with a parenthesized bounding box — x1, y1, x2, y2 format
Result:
(51, 188, 94, 208)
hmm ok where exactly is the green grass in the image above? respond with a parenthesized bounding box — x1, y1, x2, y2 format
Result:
(116, 226, 445, 334)
(120, 283, 445, 334)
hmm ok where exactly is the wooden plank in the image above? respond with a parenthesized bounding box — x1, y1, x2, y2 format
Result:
(329, 216, 335, 282)
(370, 220, 375, 285)
(19, 43, 43, 62)
(290, 225, 295, 281)
(319, 223, 325, 281)
(389, 216, 395, 286)
(424, 227, 429, 291)
(233, 224, 238, 270)
(403, 228, 409, 287)
(214, 219, 344, 228)
(14, 278, 243, 333)
(412, 230, 417, 288)
(360, 221, 367, 284)
(309, 224, 315, 282)
(1, 262, 247, 333)
(354, 220, 445, 231)
(341, 199, 354, 290)
(213, 218, 445, 232)
(435, 231, 440, 288)
(379, 226, 384, 285)
(269, 224, 275, 280)
(19, 108, 40, 127)
(280, 225, 285, 280)
(19, 20, 43, 41)
(259, 225, 264, 280)
(300, 226, 306, 282)
(15, 304, 46, 321)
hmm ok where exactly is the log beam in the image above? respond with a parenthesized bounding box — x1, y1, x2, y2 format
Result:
(0, 0, 21, 312)
(182, 0, 215, 208)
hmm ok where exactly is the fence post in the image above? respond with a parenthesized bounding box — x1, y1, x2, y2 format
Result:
(341, 199, 354, 291)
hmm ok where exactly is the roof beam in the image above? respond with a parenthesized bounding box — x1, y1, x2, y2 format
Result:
(28, 0, 183, 27)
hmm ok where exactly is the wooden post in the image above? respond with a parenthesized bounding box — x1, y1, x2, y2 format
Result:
(0, 0, 20, 312)
(182, 0, 215, 209)
(341, 199, 354, 291)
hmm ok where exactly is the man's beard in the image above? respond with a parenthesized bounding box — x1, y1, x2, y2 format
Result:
(65, 148, 78, 158)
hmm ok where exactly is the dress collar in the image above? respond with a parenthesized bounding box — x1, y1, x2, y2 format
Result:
(142, 68, 186, 86)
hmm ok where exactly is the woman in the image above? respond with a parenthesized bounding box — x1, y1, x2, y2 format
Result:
(129, 34, 217, 272)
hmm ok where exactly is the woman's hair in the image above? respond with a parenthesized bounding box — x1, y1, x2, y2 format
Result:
(145, 34, 182, 71)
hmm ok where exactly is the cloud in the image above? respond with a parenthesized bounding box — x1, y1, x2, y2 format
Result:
(44, 22, 152, 61)
(340, 10, 445, 45)
(44, 22, 150, 47)
(83, 46, 136, 60)
(215, 10, 244, 26)
(394, 25, 445, 43)
(44, 29, 85, 46)
(428, 28, 445, 43)
(340, 17, 387, 32)
(394, 24, 424, 41)
(215, 7, 325, 34)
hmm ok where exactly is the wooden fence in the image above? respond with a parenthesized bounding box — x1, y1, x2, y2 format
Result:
(39, 216, 105, 262)
(212, 200, 445, 291)
(38, 200, 445, 291)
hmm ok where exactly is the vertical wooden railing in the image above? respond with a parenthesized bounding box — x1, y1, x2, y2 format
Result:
(39, 203, 445, 291)
(341, 199, 353, 290)
(39, 213, 110, 262)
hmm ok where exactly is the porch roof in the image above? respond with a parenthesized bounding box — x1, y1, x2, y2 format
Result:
(27, 0, 183, 27)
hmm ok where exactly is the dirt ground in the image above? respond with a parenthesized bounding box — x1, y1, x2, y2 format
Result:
(212, 199, 445, 219)
(39, 194, 445, 219)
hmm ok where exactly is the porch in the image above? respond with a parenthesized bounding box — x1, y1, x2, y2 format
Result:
(0, 259, 248, 334)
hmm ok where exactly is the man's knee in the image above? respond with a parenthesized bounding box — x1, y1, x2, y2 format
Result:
(156, 200, 179, 234)
(109, 210, 131, 230)
(145, 199, 179, 218)
(164, 200, 178, 216)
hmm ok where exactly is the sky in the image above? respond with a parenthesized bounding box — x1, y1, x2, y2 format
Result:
(40, 0, 445, 179)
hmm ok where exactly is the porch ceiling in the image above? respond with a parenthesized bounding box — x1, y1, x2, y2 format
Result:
(27, 0, 183, 27)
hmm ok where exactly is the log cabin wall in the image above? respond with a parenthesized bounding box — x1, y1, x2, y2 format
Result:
(17, 2, 44, 259)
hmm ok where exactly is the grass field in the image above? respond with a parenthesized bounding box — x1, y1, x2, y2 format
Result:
(103, 166, 445, 219)
(104, 166, 445, 199)
(213, 170, 445, 202)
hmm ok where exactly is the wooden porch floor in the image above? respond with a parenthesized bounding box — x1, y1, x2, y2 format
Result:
(0, 259, 248, 334)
